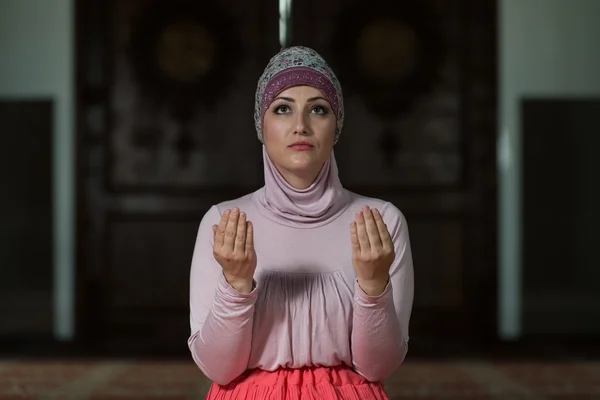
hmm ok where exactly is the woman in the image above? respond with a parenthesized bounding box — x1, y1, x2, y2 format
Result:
(188, 46, 414, 399)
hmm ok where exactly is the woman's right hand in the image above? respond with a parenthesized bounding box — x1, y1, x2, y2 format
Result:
(212, 208, 257, 294)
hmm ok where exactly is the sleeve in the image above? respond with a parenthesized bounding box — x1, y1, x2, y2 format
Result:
(350, 201, 415, 382)
(187, 205, 259, 385)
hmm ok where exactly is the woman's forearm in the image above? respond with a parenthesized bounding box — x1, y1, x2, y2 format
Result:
(189, 274, 257, 385)
(351, 281, 407, 382)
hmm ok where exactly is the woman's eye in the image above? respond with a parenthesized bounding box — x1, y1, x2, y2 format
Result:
(311, 106, 328, 114)
(275, 105, 290, 114)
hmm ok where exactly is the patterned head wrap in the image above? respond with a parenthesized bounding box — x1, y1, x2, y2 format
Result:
(254, 46, 344, 144)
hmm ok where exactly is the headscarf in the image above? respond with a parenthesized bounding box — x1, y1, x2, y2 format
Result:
(253, 46, 350, 228)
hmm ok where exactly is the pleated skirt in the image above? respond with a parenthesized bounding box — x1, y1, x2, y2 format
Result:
(205, 364, 389, 400)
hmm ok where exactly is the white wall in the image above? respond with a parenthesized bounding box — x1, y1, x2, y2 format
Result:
(0, 0, 75, 340)
(498, 0, 600, 339)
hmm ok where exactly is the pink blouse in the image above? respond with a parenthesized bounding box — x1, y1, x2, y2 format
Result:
(187, 188, 414, 385)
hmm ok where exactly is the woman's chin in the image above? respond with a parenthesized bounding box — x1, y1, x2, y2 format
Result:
(285, 155, 323, 172)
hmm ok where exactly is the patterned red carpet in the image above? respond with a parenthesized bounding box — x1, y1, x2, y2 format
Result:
(0, 359, 598, 399)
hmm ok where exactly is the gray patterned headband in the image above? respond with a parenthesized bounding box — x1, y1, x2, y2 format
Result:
(254, 46, 344, 144)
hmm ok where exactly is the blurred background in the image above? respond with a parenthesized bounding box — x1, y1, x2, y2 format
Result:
(1, 0, 599, 398)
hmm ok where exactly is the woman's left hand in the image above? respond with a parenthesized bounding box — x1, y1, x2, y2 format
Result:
(350, 206, 395, 296)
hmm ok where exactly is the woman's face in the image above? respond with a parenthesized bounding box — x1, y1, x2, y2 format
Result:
(262, 85, 336, 189)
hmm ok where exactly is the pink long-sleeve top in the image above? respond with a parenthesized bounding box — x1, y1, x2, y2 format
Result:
(187, 147, 414, 386)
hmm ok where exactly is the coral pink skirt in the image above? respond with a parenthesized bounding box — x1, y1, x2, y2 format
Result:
(205, 364, 389, 399)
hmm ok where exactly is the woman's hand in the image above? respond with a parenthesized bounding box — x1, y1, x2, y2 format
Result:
(350, 206, 395, 296)
(212, 208, 257, 294)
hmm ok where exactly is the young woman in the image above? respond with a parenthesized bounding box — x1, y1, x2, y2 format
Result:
(188, 46, 414, 400)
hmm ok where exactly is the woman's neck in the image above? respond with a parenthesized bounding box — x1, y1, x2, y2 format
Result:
(275, 165, 321, 190)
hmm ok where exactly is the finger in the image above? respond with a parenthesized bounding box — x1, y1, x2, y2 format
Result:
(224, 208, 239, 250)
(245, 221, 254, 254)
(234, 212, 247, 253)
(215, 210, 230, 248)
(373, 208, 394, 251)
(362, 206, 382, 249)
(356, 211, 371, 252)
(350, 221, 361, 254)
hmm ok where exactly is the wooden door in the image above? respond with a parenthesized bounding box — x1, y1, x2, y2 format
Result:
(289, 0, 498, 345)
(75, 0, 279, 354)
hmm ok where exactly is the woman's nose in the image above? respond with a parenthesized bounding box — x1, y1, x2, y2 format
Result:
(294, 109, 310, 135)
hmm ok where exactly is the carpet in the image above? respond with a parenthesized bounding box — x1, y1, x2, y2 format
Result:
(0, 360, 598, 399)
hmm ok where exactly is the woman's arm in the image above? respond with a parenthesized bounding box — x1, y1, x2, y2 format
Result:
(187, 205, 257, 385)
(351, 202, 414, 382)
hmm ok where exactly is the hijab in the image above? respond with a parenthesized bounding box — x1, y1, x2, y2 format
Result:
(253, 46, 350, 228)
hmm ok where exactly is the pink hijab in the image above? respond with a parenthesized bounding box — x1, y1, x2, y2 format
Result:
(253, 46, 350, 227)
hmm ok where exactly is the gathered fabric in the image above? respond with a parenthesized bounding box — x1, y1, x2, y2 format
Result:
(205, 365, 389, 400)
(255, 146, 350, 228)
